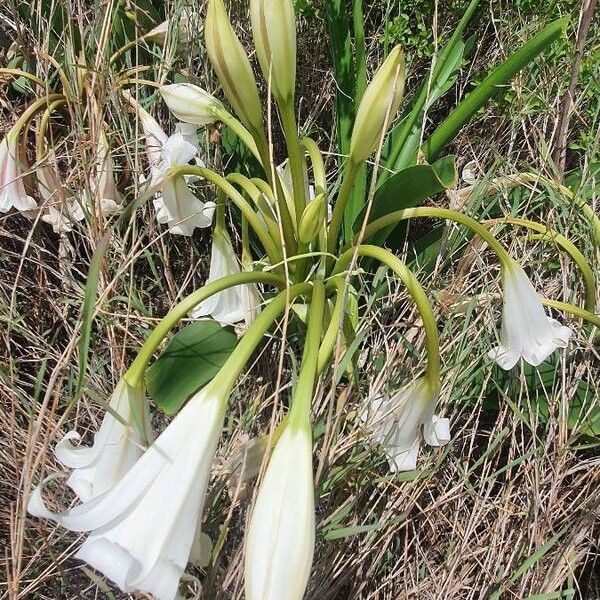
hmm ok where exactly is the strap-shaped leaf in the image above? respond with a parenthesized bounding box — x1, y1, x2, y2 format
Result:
(423, 16, 569, 161)
(146, 320, 237, 415)
(382, 0, 480, 178)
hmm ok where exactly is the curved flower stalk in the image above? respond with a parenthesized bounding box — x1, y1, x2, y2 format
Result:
(489, 260, 573, 369)
(0, 127, 37, 215)
(54, 378, 152, 501)
(30, 382, 226, 600)
(365, 377, 450, 472)
(334, 246, 449, 470)
(244, 283, 325, 600)
(190, 225, 261, 326)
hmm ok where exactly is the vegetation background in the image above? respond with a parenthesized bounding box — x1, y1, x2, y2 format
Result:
(1, 0, 599, 598)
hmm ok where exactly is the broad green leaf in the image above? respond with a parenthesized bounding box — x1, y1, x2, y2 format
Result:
(358, 155, 456, 246)
(423, 17, 569, 161)
(146, 320, 237, 415)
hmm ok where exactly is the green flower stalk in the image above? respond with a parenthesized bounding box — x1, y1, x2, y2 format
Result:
(334, 245, 441, 385)
(357, 208, 580, 368)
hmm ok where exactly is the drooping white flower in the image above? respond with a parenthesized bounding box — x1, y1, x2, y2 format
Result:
(28, 383, 226, 600)
(0, 129, 37, 215)
(54, 378, 152, 501)
(91, 131, 122, 215)
(38, 156, 85, 233)
(129, 94, 216, 236)
(160, 83, 224, 126)
(488, 261, 573, 369)
(365, 377, 450, 472)
(153, 126, 216, 236)
(244, 418, 315, 600)
(190, 227, 261, 326)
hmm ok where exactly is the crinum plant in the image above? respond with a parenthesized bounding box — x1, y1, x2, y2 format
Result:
(27, 0, 599, 599)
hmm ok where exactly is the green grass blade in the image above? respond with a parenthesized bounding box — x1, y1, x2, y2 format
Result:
(76, 231, 110, 396)
(381, 0, 480, 178)
(325, 0, 356, 160)
(423, 16, 569, 162)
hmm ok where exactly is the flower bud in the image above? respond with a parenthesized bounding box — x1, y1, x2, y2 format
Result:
(206, 0, 264, 134)
(298, 193, 325, 245)
(244, 418, 314, 600)
(350, 45, 405, 163)
(250, 0, 296, 104)
(160, 83, 224, 126)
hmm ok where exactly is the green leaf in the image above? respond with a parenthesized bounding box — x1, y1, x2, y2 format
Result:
(359, 155, 456, 246)
(146, 321, 237, 415)
(322, 522, 382, 541)
(423, 16, 569, 161)
(324, 0, 359, 160)
(77, 232, 111, 397)
(382, 0, 480, 177)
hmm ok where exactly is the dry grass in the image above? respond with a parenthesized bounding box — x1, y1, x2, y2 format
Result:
(1, 1, 599, 599)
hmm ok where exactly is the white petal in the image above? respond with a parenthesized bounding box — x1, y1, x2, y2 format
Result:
(491, 262, 574, 370)
(487, 345, 520, 370)
(423, 415, 450, 447)
(245, 423, 315, 600)
(189, 532, 212, 568)
(160, 84, 222, 126)
(387, 438, 419, 472)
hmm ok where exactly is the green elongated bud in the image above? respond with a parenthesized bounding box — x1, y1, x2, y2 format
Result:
(250, 0, 296, 105)
(349, 46, 406, 163)
(206, 0, 264, 134)
(298, 193, 326, 244)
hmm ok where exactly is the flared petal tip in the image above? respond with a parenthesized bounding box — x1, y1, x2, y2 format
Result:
(549, 318, 573, 347)
(387, 441, 419, 473)
(424, 415, 450, 447)
(76, 538, 185, 600)
(488, 346, 520, 370)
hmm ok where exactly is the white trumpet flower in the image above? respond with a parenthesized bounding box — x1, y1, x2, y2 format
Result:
(38, 156, 85, 233)
(365, 378, 450, 472)
(244, 418, 315, 600)
(130, 96, 216, 235)
(0, 130, 37, 215)
(91, 131, 122, 214)
(489, 261, 573, 369)
(190, 227, 261, 326)
(28, 384, 227, 600)
(54, 379, 151, 501)
(160, 83, 224, 126)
